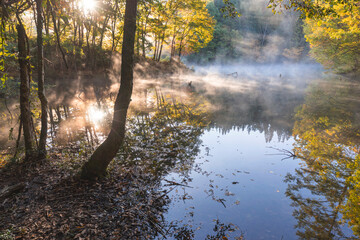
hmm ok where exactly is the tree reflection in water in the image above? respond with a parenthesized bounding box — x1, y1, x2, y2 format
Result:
(107, 88, 244, 239)
(119, 89, 209, 177)
(287, 78, 360, 239)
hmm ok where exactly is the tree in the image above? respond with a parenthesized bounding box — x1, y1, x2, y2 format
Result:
(1, 0, 48, 160)
(14, 2, 37, 161)
(303, 3, 360, 73)
(81, 0, 138, 180)
(172, 0, 215, 58)
(188, 0, 241, 63)
(36, 0, 48, 159)
(268, 1, 359, 72)
(140, 0, 214, 61)
(268, 0, 358, 19)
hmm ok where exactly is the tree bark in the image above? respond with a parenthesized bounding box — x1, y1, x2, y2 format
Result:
(17, 23, 35, 160)
(81, 0, 138, 180)
(36, 0, 48, 159)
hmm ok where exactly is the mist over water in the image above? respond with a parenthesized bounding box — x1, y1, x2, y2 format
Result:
(192, 63, 324, 80)
(1, 47, 355, 239)
(0, 60, 325, 153)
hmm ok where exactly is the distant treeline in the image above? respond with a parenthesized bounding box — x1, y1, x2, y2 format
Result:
(187, 0, 309, 64)
(190, 0, 360, 75)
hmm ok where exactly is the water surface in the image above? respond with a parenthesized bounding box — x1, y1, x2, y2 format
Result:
(152, 66, 358, 239)
(1, 64, 359, 239)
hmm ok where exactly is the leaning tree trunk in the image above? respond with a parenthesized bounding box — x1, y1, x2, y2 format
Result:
(17, 23, 35, 160)
(36, 0, 48, 159)
(81, 0, 138, 180)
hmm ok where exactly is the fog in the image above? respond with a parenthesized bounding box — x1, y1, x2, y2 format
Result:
(187, 0, 309, 65)
(0, 0, 325, 157)
(0, 57, 327, 153)
(192, 63, 324, 80)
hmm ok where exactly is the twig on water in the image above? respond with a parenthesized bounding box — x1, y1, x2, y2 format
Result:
(163, 179, 193, 188)
(266, 147, 297, 161)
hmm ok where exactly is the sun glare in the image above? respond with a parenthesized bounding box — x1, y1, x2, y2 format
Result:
(88, 106, 105, 124)
(79, 0, 97, 13)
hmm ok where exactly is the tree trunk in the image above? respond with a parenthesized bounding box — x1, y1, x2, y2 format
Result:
(48, 106, 55, 137)
(36, 0, 48, 159)
(111, 1, 119, 53)
(81, 0, 138, 180)
(136, 26, 140, 56)
(141, 18, 147, 57)
(153, 37, 157, 60)
(157, 34, 165, 62)
(17, 23, 35, 160)
(170, 28, 177, 61)
(178, 40, 183, 58)
(99, 16, 110, 50)
(79, 25, 84, 47)
(50, 1, 68, 69)
(44, 2, 50, 36)
(55, 105, 62, 122)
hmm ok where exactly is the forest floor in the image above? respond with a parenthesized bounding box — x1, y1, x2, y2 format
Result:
(0, 156, 172, 239)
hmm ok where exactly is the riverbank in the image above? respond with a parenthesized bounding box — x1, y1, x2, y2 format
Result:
(0, 60, 209, 239)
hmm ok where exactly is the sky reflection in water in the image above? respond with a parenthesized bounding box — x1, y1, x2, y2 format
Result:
(164, 129, 299, 239)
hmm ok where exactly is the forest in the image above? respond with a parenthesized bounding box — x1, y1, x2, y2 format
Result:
(0, 0, 360, 239)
